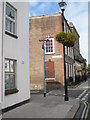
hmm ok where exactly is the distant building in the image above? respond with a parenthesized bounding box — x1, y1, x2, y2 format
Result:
(0, 1, 30, 111)
(69, 23, 87, 83)
(29, 13, 75, 90)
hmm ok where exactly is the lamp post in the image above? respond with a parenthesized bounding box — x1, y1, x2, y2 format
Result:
(39, 38, 49, 97)
(58, 0, 69, 101)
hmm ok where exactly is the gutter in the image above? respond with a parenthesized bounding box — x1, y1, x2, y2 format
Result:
(65, 101, 80, 118)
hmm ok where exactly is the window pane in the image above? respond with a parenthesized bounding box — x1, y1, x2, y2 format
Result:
(10, 75, 15, 89)
(49, 47, 50, 50)
(51, 50, 53, 52)
(5, 74, 10, 90)
(10, 20, 12, 32)
(13, 22, 15, 34)
(5, 60, 9, 72)
(46, 47, 48, 52)
(6, 18, 10, 32)
(10, 60, 14, 72)
(51, 47, 53, 52)
(46, 43, 49, 47)
(6, 4, 15, 20)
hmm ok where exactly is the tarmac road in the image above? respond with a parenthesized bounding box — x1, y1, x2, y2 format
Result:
(73, 79, 90, 119)
(87, 94, 90, 120)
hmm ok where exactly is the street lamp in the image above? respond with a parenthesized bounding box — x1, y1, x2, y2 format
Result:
(39, 37, 49, 97)
(58, 0, 67, 15)
(58, 0, 69, 101)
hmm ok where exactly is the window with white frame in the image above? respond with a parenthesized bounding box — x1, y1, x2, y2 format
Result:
(5, 59, 16, 90)
(5, 3, 17, 34)
(69, 47, 71, 57)
(72, 48, 74, 58)
(45, 38, 54, 54)
(65, 46, 67, 55)
(68, 47, 70, 56)
(66, 63, 68, 79)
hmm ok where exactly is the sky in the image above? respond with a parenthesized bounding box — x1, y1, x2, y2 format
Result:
(29, 0, 88, 63)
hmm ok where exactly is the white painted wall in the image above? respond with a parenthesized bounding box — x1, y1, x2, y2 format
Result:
(2, 1, 30, 109)
(0, 2, 2, 119)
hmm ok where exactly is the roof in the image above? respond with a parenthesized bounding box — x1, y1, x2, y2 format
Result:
(69, 22, 80, 37)
(29, 13, 62, 19)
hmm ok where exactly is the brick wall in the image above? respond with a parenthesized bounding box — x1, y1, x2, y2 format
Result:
(29, 13, 65, 90)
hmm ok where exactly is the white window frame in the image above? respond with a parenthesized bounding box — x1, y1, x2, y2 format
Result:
(69, 64, 71, 77)
(66, 63, 68, 79)
(5, 3, 17, 35)
(65, 46, 67, 55)
(69, 47, 71, 57)
(45, 38, 55, 54)
(68, 47, 70, 56)
(5, 59, 16, 91)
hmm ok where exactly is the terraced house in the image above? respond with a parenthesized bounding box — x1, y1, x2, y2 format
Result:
(69, 23, 87, 84)
(0, 1, 30, 113)
(29, 13, 75, 90)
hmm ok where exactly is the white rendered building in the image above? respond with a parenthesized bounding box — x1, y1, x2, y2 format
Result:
(0, 1, 30, 113)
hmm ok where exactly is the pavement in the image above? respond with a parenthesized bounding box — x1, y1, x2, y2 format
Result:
(2, 81, 90, 118)
(3, 80, 89, 119)
(2, 93, 79, 118)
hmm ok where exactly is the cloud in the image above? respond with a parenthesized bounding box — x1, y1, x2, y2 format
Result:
(29, 1, 88, 63)
(29, 0, 89, 2)
(29, 2, 38, 7)
(29, 0, 39, 7)
(36, 2, 52, 14)
(5, 0, 89, 2)
(65, 2, 88, 62)
(29, 2, 55, 16)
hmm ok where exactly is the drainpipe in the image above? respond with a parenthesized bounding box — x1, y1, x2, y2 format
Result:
(2, 1, 4, 103)
(0, 1, 4, 118)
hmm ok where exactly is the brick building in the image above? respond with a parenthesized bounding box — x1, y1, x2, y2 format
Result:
(29, 13, 75, 90)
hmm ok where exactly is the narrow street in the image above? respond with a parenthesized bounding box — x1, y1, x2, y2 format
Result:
(86, 94, 90, 119)
(47, 79, 89, 100)
(2, 79, 90, 119)
(73, 79, 90, 119)
(47, 79, 90, 119)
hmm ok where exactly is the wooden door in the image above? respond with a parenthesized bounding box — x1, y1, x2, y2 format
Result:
(45, 61, 55, 78)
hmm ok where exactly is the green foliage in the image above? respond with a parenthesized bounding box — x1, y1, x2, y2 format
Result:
(55, 32, 66, 45)
(55, 32, 77, 47)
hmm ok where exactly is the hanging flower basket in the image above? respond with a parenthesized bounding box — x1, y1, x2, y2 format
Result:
(55, 32, 77, 47)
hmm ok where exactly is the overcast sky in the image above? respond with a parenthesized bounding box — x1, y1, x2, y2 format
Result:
(29, 0, 88, 63)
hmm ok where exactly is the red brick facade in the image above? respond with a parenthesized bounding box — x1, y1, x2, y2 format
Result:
(29, 13, 65, 90)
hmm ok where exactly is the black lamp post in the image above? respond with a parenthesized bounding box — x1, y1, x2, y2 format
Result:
(58, 0, 69, 101)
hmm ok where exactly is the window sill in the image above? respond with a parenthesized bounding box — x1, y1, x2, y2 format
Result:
(5, 88, 19, 96)
(5, 31, 18, 39)
(45, 52, 55, 55)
